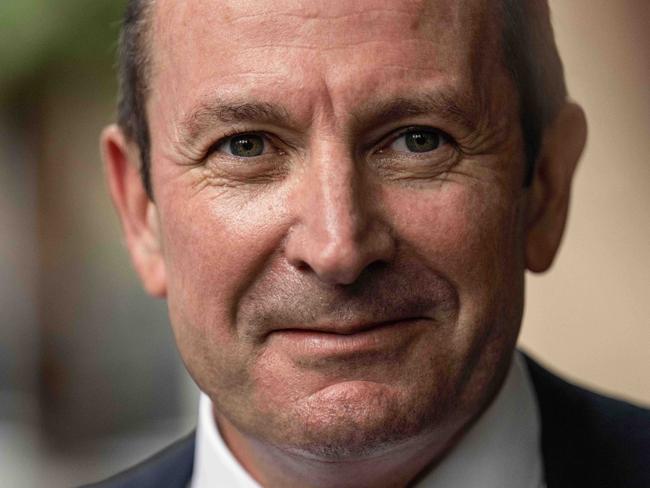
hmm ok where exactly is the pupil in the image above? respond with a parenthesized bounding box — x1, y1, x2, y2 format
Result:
(406, 131, 439, 153)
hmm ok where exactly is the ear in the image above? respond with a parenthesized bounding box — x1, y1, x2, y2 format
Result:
(101, 125, 167, 297)
(525, 102, 587, 273)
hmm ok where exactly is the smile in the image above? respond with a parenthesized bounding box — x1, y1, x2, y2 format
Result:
(267, 318, 429, 359)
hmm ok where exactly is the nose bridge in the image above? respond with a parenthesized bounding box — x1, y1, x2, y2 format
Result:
(311, 145, 361, 248)
(285, 142, 393, 284)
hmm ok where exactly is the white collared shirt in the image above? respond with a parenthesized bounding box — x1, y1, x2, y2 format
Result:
(190, 352, 545, 488)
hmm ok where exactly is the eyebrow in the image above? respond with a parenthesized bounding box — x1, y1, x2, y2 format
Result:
(178, 89, 480, 147)
(354, 91, 479, 134)
(178, 99, 293, 147)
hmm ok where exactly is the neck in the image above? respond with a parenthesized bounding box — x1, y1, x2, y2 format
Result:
(215, 410, 470, 488)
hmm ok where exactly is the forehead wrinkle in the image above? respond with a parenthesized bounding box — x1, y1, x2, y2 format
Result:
(229, 6, 423, 22)
(234, 37, 440, 56)
(223, 0, 434, 22)
(214, 1, 453, 50)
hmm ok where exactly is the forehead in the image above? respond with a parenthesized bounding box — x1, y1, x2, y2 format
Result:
(148, 0, 506, 126)
(152, 0, 495, 45)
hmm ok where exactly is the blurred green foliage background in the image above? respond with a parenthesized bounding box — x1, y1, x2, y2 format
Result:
(0, 1, 125, 104)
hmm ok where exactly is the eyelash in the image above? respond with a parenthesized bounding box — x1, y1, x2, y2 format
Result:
(205, 125, 454, 159)
(377, 126, 452, 153)
(205, 130, 270, 157)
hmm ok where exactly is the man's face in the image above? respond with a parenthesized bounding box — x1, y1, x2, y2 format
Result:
(144, 0, 529, 457)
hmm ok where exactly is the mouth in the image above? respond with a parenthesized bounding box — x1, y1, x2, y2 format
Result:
(274, 316, 422, 335)
(267, 318, 430, 359)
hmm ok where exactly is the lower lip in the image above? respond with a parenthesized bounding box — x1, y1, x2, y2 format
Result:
(267, 319, 427, 358)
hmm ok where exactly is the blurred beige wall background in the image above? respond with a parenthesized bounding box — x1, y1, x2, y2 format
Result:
(520, 0, 650, 405)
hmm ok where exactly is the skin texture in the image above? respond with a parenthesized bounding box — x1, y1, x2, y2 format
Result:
(102, 0, 586, 486)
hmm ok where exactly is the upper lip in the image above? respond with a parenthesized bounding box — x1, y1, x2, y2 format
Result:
(271, 317, 423, 336)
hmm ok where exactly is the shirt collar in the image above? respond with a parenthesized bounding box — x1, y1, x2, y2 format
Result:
(190, 390, 261, 488)
(417, 352, 545, 488)
(190, 351, 544, 488)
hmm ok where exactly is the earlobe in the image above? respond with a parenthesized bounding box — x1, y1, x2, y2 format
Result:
(101, 125, 167, 297)
(525, 102, 587, 273)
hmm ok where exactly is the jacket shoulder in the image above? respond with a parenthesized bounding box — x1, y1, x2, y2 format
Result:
(524, 354, 650, 488)
(81, 432, 195, 488)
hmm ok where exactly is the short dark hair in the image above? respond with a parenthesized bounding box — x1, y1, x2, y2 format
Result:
(501, 0, 567, 185)
(116, 0, 567, 198)
(117, 0, 154, 196)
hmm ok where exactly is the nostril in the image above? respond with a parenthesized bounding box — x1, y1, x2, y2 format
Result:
(290, 231, 394, 285)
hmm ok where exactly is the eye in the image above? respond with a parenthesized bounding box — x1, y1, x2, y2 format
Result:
(219, 133, 267, 157)
(389, 128, 446, 153)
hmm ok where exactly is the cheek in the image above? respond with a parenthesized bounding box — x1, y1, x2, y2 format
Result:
(157, 186, 290, 344)
(386, 182, 525, 303)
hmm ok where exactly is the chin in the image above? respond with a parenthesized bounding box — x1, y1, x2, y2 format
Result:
(261, 380, 450, 461)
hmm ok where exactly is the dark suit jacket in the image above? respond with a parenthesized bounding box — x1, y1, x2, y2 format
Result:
(84, 355, 650, 488)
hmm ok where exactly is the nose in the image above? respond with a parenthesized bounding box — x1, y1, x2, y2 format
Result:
(284, 146, 395, 285)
